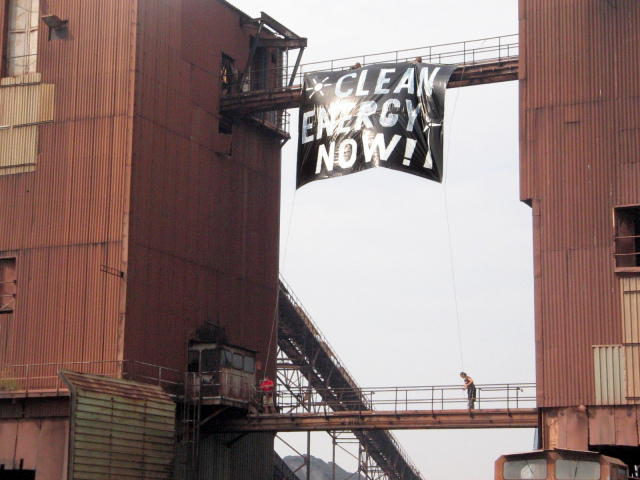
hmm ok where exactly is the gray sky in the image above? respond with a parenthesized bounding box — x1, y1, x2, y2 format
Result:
(230, 1, 534, 478)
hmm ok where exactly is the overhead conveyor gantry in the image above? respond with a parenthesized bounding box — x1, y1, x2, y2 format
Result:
(220, 35, 519, 117)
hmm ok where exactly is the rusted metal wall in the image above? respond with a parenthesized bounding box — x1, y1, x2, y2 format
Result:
(540, 407, 589, 451)
(0, 0, 136, 368)
(520, 0, 640, 407)
(60, 370, 175, 480)
(124, 0, 282, 378)
(587, 406, 640, 447)
(0, 417, 69, 477)
(0, 0, 281, 374)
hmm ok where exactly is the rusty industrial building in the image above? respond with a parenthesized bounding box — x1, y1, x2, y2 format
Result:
(0, 0, 293, 477)
(0, 0, 639, 478)
(520, 0, 640, 468)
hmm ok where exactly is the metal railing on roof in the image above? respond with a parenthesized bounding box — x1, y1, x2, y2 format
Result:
(0, 360, 182, 398)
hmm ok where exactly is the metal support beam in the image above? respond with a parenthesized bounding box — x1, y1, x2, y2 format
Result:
(288, 47, 305, 87)
(209, 408, 538, 433)
(238, 21, 265, 90)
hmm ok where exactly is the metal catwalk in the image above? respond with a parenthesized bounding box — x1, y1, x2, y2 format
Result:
(220, 35, 519, 116)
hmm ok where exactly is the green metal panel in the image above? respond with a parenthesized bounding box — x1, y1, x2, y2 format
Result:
(59, 370, 176, 480)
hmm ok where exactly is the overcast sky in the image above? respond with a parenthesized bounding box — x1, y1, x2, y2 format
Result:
(230, 1, 534, 478)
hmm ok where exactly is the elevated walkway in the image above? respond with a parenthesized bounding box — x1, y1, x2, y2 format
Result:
(220, 35, 519, 116)
(209, 408, 539, 433)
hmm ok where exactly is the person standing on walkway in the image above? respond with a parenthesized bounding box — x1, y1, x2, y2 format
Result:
(460, 372, 476, 409)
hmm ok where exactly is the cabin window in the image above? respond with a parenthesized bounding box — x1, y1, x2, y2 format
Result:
(503, 459, 547, 479)
(4, 0, 39, 77)
(201, 349, 218, 373)
(221, 349, 233, 369)
(244, 356, 255, 374)
(232, 353, 243, 370)
(187, 350, 199, 373)
(614, 205, 640, 270)
(555, 460, 600, 480)
(611, 466, 619, 480)
(0, 258, 16, 314)
(617, 467, 628, 480)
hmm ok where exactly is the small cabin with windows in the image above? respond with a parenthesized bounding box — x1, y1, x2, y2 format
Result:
(187, 343, 258, 408)
(495, 449, 630, 480)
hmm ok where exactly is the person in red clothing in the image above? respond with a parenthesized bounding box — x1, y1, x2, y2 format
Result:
(260, 377, 275, 412)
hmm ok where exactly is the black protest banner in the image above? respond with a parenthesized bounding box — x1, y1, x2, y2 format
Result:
(296, 62, 456, 189)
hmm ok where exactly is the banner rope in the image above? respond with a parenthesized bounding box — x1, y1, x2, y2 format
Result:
(442, 68, 466, 372)
(265, 187, 299, 380)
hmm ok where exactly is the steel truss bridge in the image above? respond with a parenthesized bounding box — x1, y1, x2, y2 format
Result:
(210, 278, 538, 480)
(220, 34, 519, 118)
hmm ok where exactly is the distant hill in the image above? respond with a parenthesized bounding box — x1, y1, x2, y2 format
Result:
(283, 455, 364, 480)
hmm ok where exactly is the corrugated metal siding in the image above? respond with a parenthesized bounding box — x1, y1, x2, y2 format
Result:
(625, 345, 640, 403)
(521, 0, 640, 407)
(621, 277, 640, 343)
(124, 0, 281, 376)
(60, 370, 175, 480)
(193, 432, 274, 480)
(593, 345, 626, 405)
(620, 276, 640, 401)
(0, 0, 137, 369)
(0, 418, 68, 476)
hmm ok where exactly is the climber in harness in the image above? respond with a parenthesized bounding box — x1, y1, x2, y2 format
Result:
(460, 372, 476, 409)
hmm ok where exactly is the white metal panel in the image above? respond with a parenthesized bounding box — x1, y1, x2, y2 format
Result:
(593, 345, 626, 405)
(625, 345, 640, 403)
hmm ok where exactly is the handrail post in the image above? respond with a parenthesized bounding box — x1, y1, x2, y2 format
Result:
(395, 387, 398, 415)
(431, 386, 434, 413)
(25, 364, 30, 397)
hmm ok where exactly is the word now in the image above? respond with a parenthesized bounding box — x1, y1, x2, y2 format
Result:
(314, 133, 434, 174)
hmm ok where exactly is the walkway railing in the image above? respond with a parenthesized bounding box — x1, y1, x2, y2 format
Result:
(276, 382, 536, 415)
(294, 34, 518, 79)
(224, 34, 518, 94)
